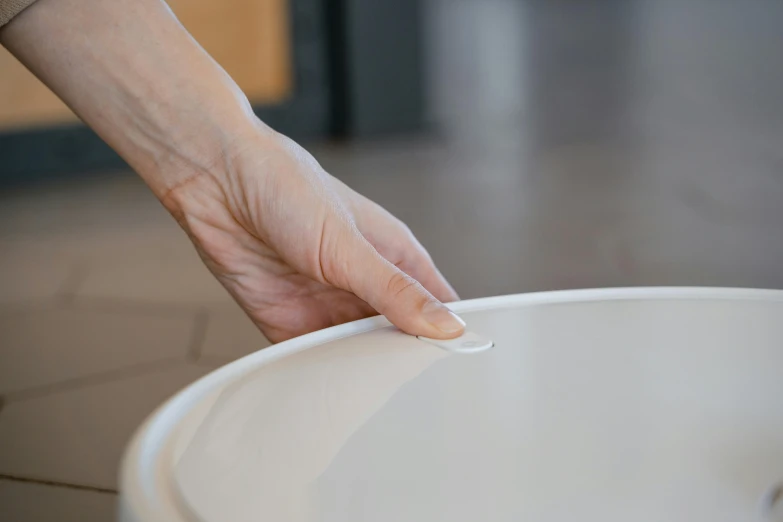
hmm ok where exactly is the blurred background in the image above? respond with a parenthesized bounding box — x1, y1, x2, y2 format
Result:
(1, 0, 783, 519)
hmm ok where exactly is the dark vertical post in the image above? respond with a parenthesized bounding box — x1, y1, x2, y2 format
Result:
(327, 0, 426, 137)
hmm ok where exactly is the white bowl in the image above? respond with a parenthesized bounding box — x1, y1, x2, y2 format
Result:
(119, 287, 783, 522)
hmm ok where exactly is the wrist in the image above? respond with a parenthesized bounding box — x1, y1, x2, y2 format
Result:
(147, 113, 281, 224)
(135, 107, 261, 200)
(1, 0, 271, 204)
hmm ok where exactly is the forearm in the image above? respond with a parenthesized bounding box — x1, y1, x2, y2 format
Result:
(0, 0, 262, 199)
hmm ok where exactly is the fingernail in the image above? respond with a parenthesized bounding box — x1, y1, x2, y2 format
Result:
(422, 302, 466, 334)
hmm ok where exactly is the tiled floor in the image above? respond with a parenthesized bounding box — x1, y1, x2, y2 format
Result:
(1, 0, 783, 520)
(0, 178, 273, 517)
(0, 479, 116, 522)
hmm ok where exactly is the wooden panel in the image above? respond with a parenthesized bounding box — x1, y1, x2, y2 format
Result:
(167, 0, 292, 103)
(0, 46, 76, 129)
(0, 0, 292, 130)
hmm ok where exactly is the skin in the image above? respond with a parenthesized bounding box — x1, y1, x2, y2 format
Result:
(0, 0, 466, 343)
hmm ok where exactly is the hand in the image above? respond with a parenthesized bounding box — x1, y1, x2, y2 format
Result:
(1, 0, 464, 343)
(162, 127, 464, 342)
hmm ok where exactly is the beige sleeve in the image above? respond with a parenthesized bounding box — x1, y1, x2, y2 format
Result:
(0, 0, 36, 27)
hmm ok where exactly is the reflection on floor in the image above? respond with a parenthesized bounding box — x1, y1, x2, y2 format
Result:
(1, 0, 783, 519)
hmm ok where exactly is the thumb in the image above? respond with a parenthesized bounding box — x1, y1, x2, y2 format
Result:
(333, 234, 466, 339)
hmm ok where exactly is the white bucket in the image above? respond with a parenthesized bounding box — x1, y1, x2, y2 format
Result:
(119, 288, 783, 522)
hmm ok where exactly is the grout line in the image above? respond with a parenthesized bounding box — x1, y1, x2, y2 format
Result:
(4, 358, 184, 403)
(0, 473, 117, 495)
(65, 295, 204, 318)
(186, 310, 210, 362)
(53, 262, 90, 307)
(0, 395, 4, 415)
(0, 296, 209, 320)
(0, 301, 59, 314)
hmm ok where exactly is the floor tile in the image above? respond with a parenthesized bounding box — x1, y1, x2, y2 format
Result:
(75, 244, 234, 306)
(0, 307, 196, 395)
(0, 479, 116, 522)
(0, 173, 171, 241)
(200, 304, 271, 362)
(0, 363, 217, 489)
(0, 175, 229, 308)
(0, 244, 76, 305)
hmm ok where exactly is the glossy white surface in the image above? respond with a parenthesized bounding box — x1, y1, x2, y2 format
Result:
(417, 330, 494, 353)
(119, 288, 783, 522)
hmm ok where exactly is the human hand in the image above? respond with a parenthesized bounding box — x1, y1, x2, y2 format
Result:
(1, 0, 463, 343)
(162, 127, 464, 343)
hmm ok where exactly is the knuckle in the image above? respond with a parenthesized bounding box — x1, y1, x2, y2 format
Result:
(386, 270, 420, 300)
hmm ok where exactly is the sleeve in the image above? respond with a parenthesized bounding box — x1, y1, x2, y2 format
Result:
(0, 0, 37, 27)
